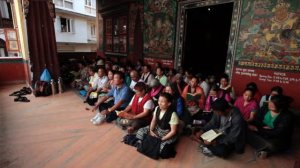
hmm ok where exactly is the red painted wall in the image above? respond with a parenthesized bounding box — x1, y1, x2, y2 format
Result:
(231, 66, 300, 109)
(0, 59, 27, 84)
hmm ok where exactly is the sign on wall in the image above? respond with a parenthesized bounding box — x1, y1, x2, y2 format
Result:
(144, 57, 174, 69)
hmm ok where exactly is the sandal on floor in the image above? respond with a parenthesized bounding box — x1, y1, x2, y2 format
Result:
(9, 91, 21, 96)
(14, 96, 30, 102)
(16, 91, 27, 96)
(20, 87, 32, 94)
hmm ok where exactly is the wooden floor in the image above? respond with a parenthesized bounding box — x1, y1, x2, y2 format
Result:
(0, 84, 299, 168)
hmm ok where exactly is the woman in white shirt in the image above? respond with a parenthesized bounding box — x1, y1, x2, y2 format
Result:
(136, 93, 179, 155)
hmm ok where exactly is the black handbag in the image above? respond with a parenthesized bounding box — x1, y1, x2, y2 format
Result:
(137, 134, 161, 160)
(122, 134, 139, 147)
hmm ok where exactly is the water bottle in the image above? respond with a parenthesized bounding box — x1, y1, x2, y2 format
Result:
(58, 77, 63, 94)
(50, 79, 56, 95)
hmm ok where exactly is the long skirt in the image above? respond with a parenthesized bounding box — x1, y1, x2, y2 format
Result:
(136, 126, 177, 152)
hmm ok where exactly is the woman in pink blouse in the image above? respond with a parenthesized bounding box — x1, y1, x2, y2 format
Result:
(234, 88, 258, 122)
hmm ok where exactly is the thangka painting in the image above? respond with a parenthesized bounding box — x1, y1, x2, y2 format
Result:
(143, 0, 176, 58)
(236, 0, 300, 67)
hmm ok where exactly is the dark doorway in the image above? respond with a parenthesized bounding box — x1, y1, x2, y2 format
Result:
(183, 2, 233, 77)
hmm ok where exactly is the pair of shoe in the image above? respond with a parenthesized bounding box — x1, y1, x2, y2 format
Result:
(20, 87, 32, 94)
(201, 146, 214, 157)
(9, 87, 32, 96)
(256, 150, 268, 159)
(14, 96, 30, 102)
(90, 113, 106, 125)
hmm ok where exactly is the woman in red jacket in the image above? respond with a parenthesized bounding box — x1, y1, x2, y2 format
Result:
(181, 76, 206, 125)
(117, 82, 155, 133)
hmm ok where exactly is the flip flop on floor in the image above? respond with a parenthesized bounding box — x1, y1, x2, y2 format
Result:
(15, 91, 27, 97)
(9, 91, 21, 96)
(9, 87, 32, 96)
(20, 87, 32, 94)
(14, 96, 30, 102)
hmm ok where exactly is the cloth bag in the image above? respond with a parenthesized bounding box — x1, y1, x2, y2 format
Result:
(40, 68, 51, 82)
(137, 134, 161, 160)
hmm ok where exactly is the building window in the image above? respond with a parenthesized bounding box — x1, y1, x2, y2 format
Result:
(55, 0, 73, 9)
(0, 38, 8, 57)
(0, 0, 13, 28)
(85, 0, 95, 15)
(0, 0, 10, 19)
(104, 16, 128, 54)
(91, 24, 96, 36)
(85, 0, 91, 7)
(60, 17, 74, 33)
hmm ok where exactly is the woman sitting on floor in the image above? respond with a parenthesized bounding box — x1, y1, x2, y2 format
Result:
(164, 83, 184, 119)
(136, 93, 179, 158)
(246, 82, 262, 103)
(171, 73, 186, 96)
(259, 86, 283, 108)
(149, 78, 165, 105)
(201, 84, 220, 123)
(247, 95, 294, 158)
(181, 76, 206, 125)
(117, 82, 155, 134)
(219, 74, 234, 102)
(234, 88, 258, 123)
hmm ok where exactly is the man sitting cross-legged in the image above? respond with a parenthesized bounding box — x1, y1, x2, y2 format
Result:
(91, 71, 132, 125)
(194, 98, 246, 158)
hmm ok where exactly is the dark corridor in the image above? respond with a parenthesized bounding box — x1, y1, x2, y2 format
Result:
(183, 2, 234, 77)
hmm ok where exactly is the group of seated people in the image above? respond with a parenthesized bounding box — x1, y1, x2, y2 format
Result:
(70, 58, 295, 159)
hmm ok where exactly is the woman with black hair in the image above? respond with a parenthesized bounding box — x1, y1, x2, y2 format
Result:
(136, 93, 179, 158)
(247, 95, 294, 158)
(234, 88, 259, 123)
(246, 82, 262, 103)
(164, 83, 184, 119)
(219, 74, 234, 102)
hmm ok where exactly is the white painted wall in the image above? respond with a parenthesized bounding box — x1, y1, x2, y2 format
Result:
(54, 0, 96, 17)
(53, 0, 96, 52)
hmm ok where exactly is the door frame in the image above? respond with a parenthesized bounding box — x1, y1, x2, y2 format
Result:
(174, 0, 242, 77)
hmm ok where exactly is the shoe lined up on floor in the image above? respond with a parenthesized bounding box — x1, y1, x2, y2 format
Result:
(9, 87, 32, 96)
(90, 113, 100, 122)
(91, 113, 106, 125)
(256, 150, 268, 159)
(14, 96, 30, 102)
(10, 87, 32, 102)
(201, 146, 214, 157)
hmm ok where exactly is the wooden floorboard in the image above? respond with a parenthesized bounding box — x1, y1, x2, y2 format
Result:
(0, 84, 299, 168)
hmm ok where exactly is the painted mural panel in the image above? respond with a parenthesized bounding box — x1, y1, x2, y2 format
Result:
(236, 0, 300, 71)
(143, 0, 176, 58)
(232, 0, 300, 109)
